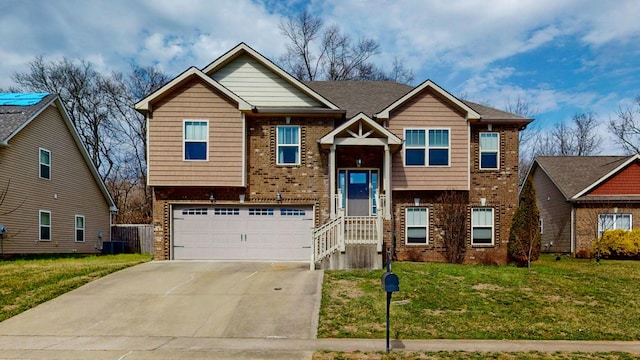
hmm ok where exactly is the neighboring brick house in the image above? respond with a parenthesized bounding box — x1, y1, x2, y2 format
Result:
(529, 155, 640, 257)
(0, 93, 117, 255)
(135, 43, 531, 268)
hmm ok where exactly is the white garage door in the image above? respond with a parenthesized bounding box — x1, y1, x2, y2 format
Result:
(172, 205, 314, 261)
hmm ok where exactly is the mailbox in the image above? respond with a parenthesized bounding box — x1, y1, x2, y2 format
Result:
(381, 272, 399, 292)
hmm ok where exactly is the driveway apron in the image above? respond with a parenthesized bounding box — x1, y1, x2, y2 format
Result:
(0, 261, 323, 358)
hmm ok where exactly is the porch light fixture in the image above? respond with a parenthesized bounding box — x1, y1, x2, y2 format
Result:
(209, 192, 216, 203)
(239, 194, 245, 203)
(414, 197, 420, 206)
(356, 158, 362, 167)
(276, 192, 282, 202)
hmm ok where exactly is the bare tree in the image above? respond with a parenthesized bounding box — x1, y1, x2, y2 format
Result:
(437, 191, 468, 264)
(534, 112, 602, 157)
(278, 10, 413, 83)
(13, 56, 118, 180)
(610, 96, 640, 155)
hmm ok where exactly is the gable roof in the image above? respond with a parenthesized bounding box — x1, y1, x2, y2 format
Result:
(375, 79, 482, 120)
(0, 93, 117, 212)
(532, 155, 638, 200)
(202, 42, 339, 111)
(134, 66, 252, 114)
(462, 100, 533, 124)
(318, 112, 402, 150)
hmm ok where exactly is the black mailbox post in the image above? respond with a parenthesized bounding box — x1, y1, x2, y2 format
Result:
(381, 249, 399, 353)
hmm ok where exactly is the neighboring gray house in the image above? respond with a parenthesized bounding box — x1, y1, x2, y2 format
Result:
(0, 93, 117, 255)
(529, 155, 640, 257)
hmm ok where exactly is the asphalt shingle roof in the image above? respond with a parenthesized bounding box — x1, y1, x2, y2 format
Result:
(304, 81, 530, 122)
(0, 93, 55, 143)
(534, 156, 633, 199)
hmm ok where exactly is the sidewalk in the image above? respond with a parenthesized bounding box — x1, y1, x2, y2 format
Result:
(1, 335, 639, 359)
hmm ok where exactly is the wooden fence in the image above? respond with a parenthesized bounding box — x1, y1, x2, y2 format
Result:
(110, 224, 154, 254)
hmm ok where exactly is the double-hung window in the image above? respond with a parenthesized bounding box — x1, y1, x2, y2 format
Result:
(277, 125, 300, 165)
(406, 207, 428, 244)
(598, 213, 632, 238)
(428, 129, 449, 166)
(75, 215, 85, 242)
(479, 132, 499, 170)
(39, 148, 51, 179)
(472, 207, 494, 245)
(184, 120, 208, 160)
(405, 129, 426, 166)
(39, 210, 51, 241)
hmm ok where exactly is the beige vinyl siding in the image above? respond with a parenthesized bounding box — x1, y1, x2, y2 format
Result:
(0, 105, 111, 254)
(532, 168, 573, 253)
(211, 55, 321, 107)
(388, 90, 469, 190)
(148, 79, 243, 186)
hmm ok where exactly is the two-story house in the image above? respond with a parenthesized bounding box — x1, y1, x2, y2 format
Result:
(0, 93, 117, 255)
(135, 43, 531, 269)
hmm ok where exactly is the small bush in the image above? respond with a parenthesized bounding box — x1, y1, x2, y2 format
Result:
(597, 229, 640, 257)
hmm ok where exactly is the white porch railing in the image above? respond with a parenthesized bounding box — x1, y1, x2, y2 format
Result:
(312, 195, 386, 267)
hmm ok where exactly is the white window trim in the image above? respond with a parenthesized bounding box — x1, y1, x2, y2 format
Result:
(479, 132, 500, 170)
(404, 128, 426, 167)
(183, 119, 209, 161)
(75, 215, 85, 242)
(39, 210, 51, 241)
(598, 213, 632, 237)
(427, 128, 451, 167)
(276, 125, 301, 166)
(39, 148, 51, 180)
(405, 207, 429, 245)
(472, 207, 494, 246)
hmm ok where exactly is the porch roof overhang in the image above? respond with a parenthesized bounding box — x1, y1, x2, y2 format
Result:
(318, 112, 402, 151)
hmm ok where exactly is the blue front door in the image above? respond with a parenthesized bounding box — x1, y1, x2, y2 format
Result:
(339, 169, 378, 216)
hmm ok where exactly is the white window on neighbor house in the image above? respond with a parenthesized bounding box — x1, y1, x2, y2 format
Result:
(406, 207, 428, 244)
(277, 125, 300, 165)
(39, 148, 51, 179)
(428, 129, 450, 166)
(472, 207, 494, 245)
(183, 120, 208, 160)
(39, 210, 51, 241)
(75, 215, 85, 242)
(479, 132, 499, 170)
(405, 129, 426, 166)
(598, 213, 632, 238)
(540, 218, 544, 234)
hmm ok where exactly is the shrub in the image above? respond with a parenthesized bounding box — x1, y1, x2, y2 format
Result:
(597, 229, 640, 257)
(509, 176, 541, 267)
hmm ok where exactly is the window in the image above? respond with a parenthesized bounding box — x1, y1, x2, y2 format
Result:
(598, 213, 632, 237)
(281, 209, 306, 216)
(406, 207, 428, 244)
(39, 210, 51, 241)
(479, 132, 499, 170)
(277, 126, 300, 165)
(405, 129, 425, 166)
(249, 208, 274, 216)
(472, 208, 494, 245)
(39, 148, 51, 179)
(184, 120, 208, 160)
(182, 208, 208, 215)
(428, 129, 449, 166)
(75, 215, 85, 242)
(214, 208, 240, 216)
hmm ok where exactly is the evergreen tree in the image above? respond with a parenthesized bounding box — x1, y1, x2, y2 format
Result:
(509, 176, 541, 267)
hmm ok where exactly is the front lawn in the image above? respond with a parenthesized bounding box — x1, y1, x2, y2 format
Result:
(319, 255, 640, 340)
(313, 351, 640, 359)
(0, 254, 152, 322)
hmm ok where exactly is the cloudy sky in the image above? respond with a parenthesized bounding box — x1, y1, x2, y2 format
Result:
(1, 0, 639, 153)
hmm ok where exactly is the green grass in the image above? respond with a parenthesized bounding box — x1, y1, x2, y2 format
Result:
(319, 255, 640, 340)
(0, 254, 152, 322)
(313, 351, 640, 359)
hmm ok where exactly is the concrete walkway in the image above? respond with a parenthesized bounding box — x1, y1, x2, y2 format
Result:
(0, 261, 639, 359)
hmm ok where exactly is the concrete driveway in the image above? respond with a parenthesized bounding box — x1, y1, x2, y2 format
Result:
(0, 261, 323, 359)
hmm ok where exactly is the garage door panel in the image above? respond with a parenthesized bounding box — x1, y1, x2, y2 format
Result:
(172, 205, 313, 261)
